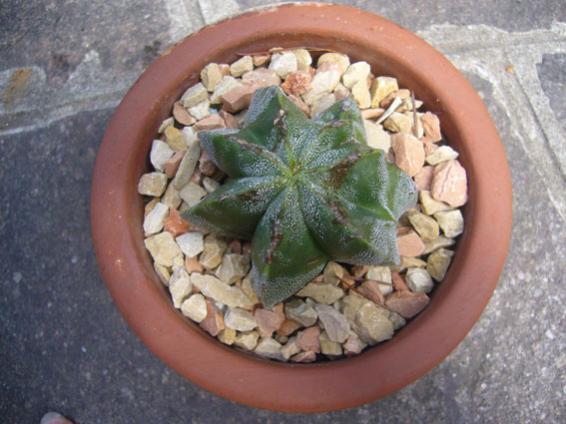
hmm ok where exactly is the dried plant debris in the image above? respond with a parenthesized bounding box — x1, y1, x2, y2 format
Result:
(139, 48, 468, 362)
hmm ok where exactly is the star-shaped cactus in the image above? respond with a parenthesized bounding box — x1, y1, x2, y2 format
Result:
(183, 86, 417, 307)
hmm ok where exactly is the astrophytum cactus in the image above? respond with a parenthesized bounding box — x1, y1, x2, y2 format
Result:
(183, 86, 417, 307)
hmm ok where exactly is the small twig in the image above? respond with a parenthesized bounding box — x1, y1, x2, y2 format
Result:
(376, 96, 403, 124)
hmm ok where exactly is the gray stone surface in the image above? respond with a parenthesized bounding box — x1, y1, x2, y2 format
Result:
(1, 1, 565, 423)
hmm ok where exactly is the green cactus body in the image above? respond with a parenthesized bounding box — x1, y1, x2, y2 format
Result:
(183, 86, 417, 307)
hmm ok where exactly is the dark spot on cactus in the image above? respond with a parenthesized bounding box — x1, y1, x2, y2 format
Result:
(265, 218, 283, 264)
(322, 120, 345, 129)
(328, 152, 361, 188)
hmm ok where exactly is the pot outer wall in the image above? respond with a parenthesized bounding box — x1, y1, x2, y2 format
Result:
(90, 3, 513, 413)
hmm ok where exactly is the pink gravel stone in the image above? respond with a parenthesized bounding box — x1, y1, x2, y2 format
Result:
(431, 159, 468, 207)
(296, 326, 321, 353)
(199, 300, 224, 336)
(164, 151, 184, 179)
(254, 304, 286, 337)
(344, 334, 365, 355)
(391, 271, 410, 292)
(281, 70, 312, 96)
(397, 229, 426, 257)
(277, 319, 303, 337)
(219, 110, 239, 129)
(414, 165, 434, 191)
(185, 255, 204, 274)
(291, 350, 317, 363)
(173, 101, 196, 126)
(385, 290, 430, 319)
(163, 208, 190, 237)
(242, 68, 280, 88)
(421, 111, 442, 142)
(391, 133, 425, 177)
(222, 83, 257, 113)
(193, 114, 225, 131)
(357, 280, 385, 305)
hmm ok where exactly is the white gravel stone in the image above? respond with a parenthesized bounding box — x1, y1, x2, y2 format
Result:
(268, 52, 298, 78)
(317, 52, 350, 74)
(215, 254, 250, 284)
(202, 177, 219, 193)
(200, 235, 227, 270)
(158, 117, 174, 133)
(353, 303, 394, 345)
(319, 331, 343, 356)
(254, 337, 284, 360)
(364, 120, 391, 151)
(191, 273, 254, 309)
(423, 236, 456, 255)
(143, 202, 169, 236)
(291, 48, 312, 71)
(179, 182, 207, 207)
(434, 209, 464, 238)
(154, 263, 170, 286)
(224, 307, 257, 331)
(311, 93, 336, 116)
(303, 69, 341, 105)
(138, 172, 167, 197)
(150, 139, 174, 172)
(144, 232, 182, 267)
(200, 63, 223, 92)
(342, 61, 371, 88)
(427, 248, 454, 281)
(284, 299, 318, 327)
(161, 183, 182, 209)
(234, 331, 259, 350)
(181, 82, 208, 108)
(351, 79, 371, 109)
(188, 99, 210, 120)
(281, 337, 300, 360)
(172, 138, 200, 189)
(175, 232, 204, 258)
(420, 190, 450, 215)
(370, 76, 399, 107)
(366, 266, 391, 284)
(181, 294, 207, 322)
(389, 311, 406, 330)
(296, 282, 344, 304)
(405, 267, 434, 293)
(168, 267, 192, 308)
(323, 261, 345, 285)
(408, 212, 440, 241)
(182, 126, 198, 145)
(313, 303, 350, 343)
(426, 145, 459, 165)
(230, 55, 253, 77)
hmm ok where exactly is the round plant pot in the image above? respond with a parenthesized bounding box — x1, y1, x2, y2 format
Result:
(91, 3, 512, 413)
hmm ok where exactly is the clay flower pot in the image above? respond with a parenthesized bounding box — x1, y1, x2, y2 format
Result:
(91, 3, 512, 412)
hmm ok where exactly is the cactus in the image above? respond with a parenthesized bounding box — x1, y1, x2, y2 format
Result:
(183, 86, 417, 307)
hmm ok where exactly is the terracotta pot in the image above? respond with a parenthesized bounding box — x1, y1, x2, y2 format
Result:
(91, 3, 512, 413)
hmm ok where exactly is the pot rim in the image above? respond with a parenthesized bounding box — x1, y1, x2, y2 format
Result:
(91, 2, 512, 413)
